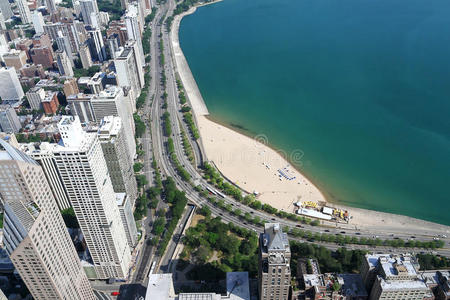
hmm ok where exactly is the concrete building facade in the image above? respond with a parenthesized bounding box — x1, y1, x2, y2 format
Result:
(0, 67, 24, 101)
(52, 116, 131, 279)
(98, 116, 137, 206)
(26, 87, 45, 111)
(0, 140, 95, 300)
(258, 223, 291, 300)
(0, 107, 21, 133)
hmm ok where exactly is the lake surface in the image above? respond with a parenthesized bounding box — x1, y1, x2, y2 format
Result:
(179, 0, 450, 225)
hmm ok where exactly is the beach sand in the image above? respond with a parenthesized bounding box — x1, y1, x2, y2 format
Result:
(170, 6, 450, 236)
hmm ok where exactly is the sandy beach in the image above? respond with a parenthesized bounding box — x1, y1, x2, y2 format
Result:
(170, 6, 450, 236)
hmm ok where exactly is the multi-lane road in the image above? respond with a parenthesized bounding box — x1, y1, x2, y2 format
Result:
(120, 0, 450, 298)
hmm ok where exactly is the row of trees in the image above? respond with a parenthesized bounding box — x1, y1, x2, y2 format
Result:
(167, 138, 191, 181)
(181, 130, 195, 162)
(134, 113, 146, 137)
(417, 253, 450, 270)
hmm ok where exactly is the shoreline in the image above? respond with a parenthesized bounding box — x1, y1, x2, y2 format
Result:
(169, 3, 450, 234)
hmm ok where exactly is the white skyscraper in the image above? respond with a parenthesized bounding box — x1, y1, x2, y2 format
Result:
(0, 67, 24, 101)
(19, 142, 72, 210)
(56, 31, 74, 63)
(0, 0, 13, 20)
(53, 116, 131, 279)
(31, 11, 44, 34)
(15, 0, 31, 24)
(0, 140, 95, 300)
(79, 0, 99, 26)
(56, 50, 74, 77)
(125, 4, 145, 66)
(114, 41, 145, 108)
(45, 0, 56, 13)
(91, 86, 136, 159)
(0, 107, 21, 133)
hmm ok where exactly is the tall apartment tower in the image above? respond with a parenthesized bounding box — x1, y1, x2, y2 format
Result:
(79, 0, 99, 26)
(0, 67, 24, 101)
(19, 142, 71, 210)
(56, 31, 74, 63)
(124, 4, 145, 66)
(53, 116, 131, 279)
(91, 86, 136, 159)
(116, 193, 138, 248)
(258, 223, 291, 300)
(45, 0, 57, 13)
(56, 50, 74, 77)
(0, 140, 95, 300)
(114, 41, 145, 108)
(98, 116, 138, 206)
(15, 0, 31, 24)
(87, 27, 106, 62)
(79, 42, 93, 69)
(0, 0, 13, 20)
(0, 107, 21, 133)
(32, 11, 44, 34)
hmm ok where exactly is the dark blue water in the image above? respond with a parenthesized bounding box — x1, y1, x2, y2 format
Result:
(179, 0, 450, 225)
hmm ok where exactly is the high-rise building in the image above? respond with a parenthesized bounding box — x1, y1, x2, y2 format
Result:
(32, 11, 44, 34)
(63, 78, 79, 97)
(124, 4, 145, 66)
(107, 34, 120, 59)
(98, 116, 137, 206)
(0, 107, 21, 133)
(0, 67, 24, 101)
(45, 0, 56, 13)
(52, 116, 131, 279)
(79, 42, 93, 69)
(114, 41, 144, 109)
(91, 85, 136, 158)
(79, 0, 99, 26)
(19, 142, 71, 210)
(0, 140, 95, 300)
(56, 31, 74, 63)
(44, 22, 81, 53)
(87, 27, 106, 62)
(67, 93, 95, 123)
(0, 0, 13, 20)
(361, 253, 431, 300)
(26, 86, 45, 110)
(56, 50, 74, 77)
(15, 0, 31, 24)
(115, 193, 138, 248)
(258, 223, 291, 300)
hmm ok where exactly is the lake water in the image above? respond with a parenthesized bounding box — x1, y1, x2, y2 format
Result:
(179, 0, 450, 225)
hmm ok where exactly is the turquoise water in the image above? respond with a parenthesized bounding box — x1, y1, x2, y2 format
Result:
(179, 0, 450, 225)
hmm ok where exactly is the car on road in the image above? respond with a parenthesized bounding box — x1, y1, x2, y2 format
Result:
(324, 229, 330, 232)
(410, 236, 416, 239)
(355, 232, 361, 235)
(340, 231, 346, 234)
(296, 225, 303, 228)
(271, 218, 276, 221)
(219, 213, 223, 216)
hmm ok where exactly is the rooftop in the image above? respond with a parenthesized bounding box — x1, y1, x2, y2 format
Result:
(145, 274, 176, 300)
(226, 272, 250, 300)
(261, 223, 290, 254)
